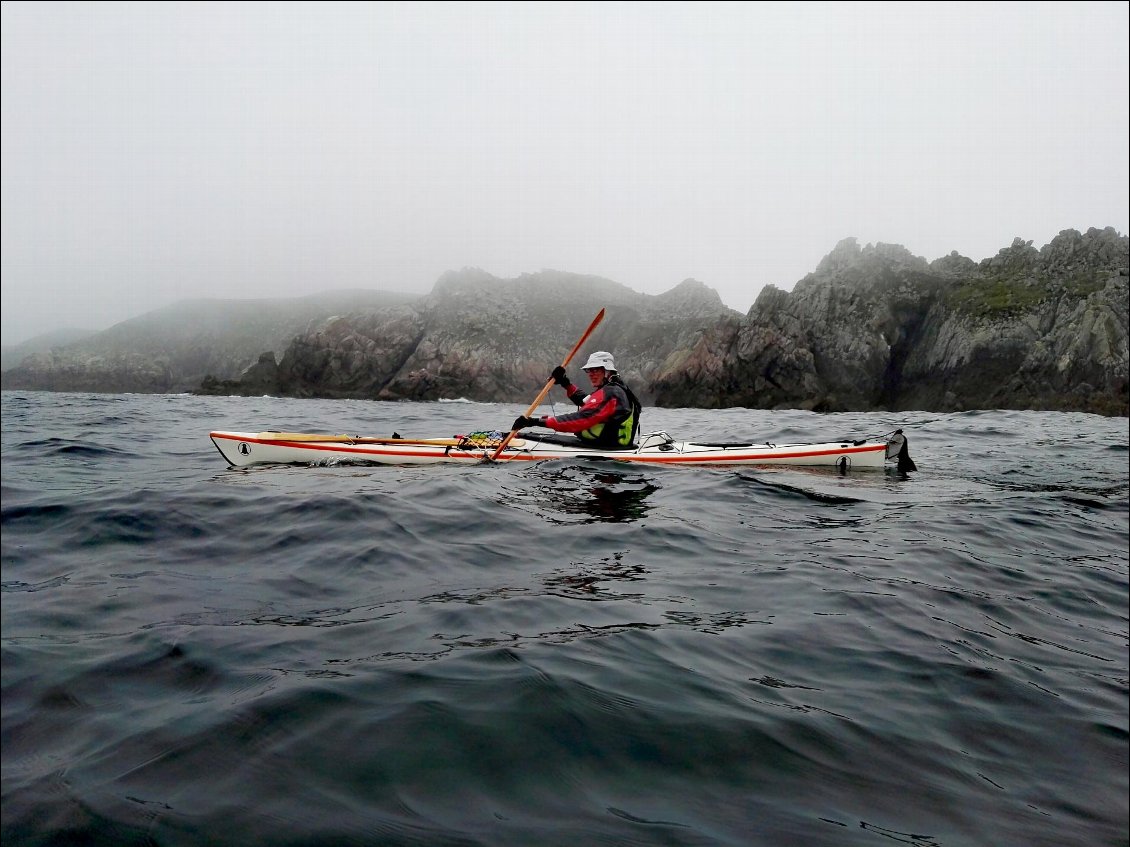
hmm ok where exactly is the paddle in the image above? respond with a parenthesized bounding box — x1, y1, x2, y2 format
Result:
(489, 307, 606, 461)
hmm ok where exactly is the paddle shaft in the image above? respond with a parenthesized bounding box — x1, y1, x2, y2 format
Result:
(489, 307, 606, 461)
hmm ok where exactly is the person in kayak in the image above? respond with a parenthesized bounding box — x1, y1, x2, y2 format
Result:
(511, 351, 641, 449)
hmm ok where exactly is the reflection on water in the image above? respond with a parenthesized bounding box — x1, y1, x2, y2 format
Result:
(530, 464, 660, 524)
(544, 551, 649, 598)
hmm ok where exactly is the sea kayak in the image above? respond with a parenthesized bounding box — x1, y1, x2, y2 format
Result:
(209, 429, 915, 471)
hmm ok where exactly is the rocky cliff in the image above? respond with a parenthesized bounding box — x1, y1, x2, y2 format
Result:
(198, 271, 738, 404)
(5, 229, 1126, 415)
(651, 227, 1127, 415)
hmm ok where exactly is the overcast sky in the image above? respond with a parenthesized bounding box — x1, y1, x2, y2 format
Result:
(2, 1, 1127, 347)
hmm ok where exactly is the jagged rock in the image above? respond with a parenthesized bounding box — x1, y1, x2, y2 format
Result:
(277, 307, 427, 399)
(197, 351, 280, 396)
(271, 271, 739, 403)
(897, 232, 1129, 414)
(652, 227, 1128, 415)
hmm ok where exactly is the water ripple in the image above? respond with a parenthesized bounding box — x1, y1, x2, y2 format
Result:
(2, 394, 1127, 847)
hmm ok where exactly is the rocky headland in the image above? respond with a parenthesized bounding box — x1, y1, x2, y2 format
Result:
(1, 290, 417, 395)
(654, 227, 1128, 415)
(3, 228, 1126, 415)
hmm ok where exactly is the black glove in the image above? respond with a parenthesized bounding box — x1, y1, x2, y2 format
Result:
(511, 415, 542, 430)
(551, 366, 569, 387)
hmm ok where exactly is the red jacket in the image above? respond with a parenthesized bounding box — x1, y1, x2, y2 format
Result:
(545, 380, 632, 444)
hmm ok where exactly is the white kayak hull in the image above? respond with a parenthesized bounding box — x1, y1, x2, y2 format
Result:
(209, 429, 900, 470)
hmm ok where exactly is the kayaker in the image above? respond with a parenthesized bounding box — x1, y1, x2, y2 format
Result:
(511, 351, 641, 449)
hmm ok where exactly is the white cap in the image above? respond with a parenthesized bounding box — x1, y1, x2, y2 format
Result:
(581, 351, 616, 371)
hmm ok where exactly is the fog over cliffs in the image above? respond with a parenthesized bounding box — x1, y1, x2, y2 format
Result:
(3, 228, 1127, 416)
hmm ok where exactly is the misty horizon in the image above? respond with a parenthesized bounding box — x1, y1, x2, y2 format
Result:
(3, 2, 1127, 348)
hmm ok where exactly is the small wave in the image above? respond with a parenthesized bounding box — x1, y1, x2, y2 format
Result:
(736, 472, 865, 504)
(1, 574, 71, 593)
(14, 437, 130, 459)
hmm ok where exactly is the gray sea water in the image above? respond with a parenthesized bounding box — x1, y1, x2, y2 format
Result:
(2, 391, 1128, 847)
